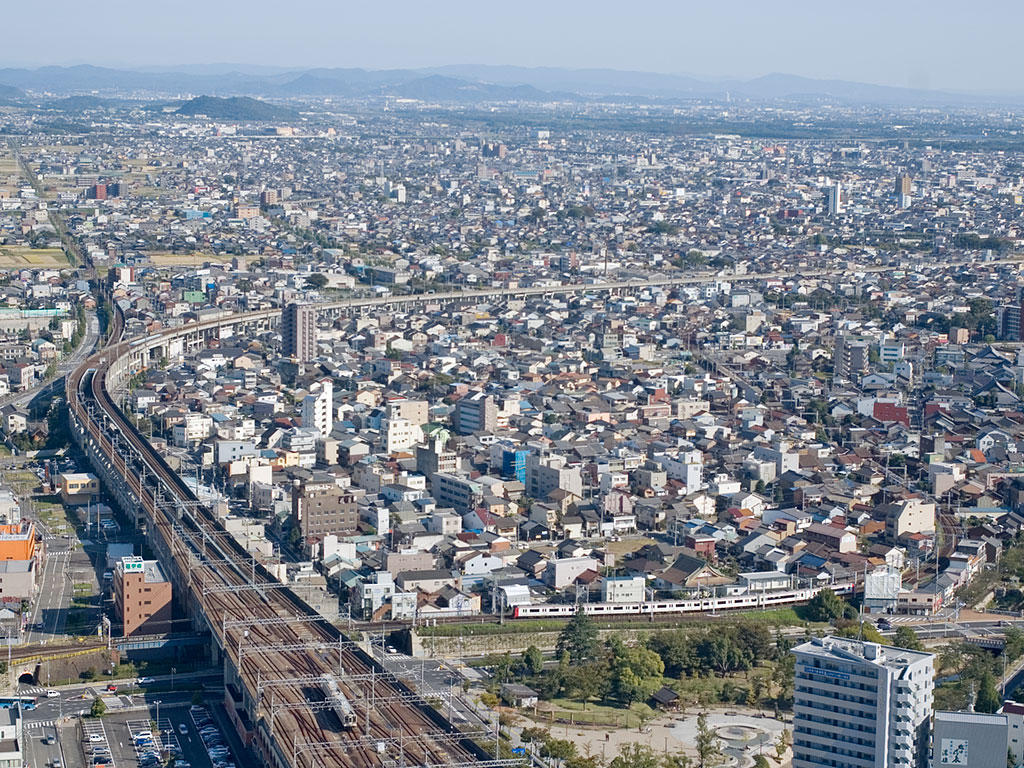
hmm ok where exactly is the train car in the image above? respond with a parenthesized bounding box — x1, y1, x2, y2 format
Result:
(320, 674, 356, 728)
(511, 583, 856, 619)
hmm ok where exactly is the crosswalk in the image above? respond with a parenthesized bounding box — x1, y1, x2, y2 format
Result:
(24, 719, 55, 730)
(19, 687, 49, 696)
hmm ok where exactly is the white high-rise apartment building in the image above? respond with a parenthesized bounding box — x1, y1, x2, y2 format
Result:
(792, 636, 933, 768)
(302, 380, 333, 438)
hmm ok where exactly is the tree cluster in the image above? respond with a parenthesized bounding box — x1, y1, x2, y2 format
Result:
(520, 714, 725, 768)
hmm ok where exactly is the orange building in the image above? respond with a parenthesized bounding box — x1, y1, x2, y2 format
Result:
(0, 522, 35, 561)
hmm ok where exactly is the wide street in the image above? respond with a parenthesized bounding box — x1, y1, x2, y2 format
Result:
(26, 544, 73, 644)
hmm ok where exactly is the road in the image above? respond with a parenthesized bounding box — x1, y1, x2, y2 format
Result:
(0, 311, 99, 413)
(19, 670, 224, 768)
(26, 542, 73, 644)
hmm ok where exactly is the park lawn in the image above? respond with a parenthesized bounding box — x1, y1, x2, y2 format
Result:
(0, 247, 69, 268)
(539, 697, 657, 729)
(731, 607, 808, 626)
(143, 251, 235, 266)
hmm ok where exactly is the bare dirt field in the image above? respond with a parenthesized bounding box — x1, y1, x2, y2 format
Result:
(0, 247, 69, 268)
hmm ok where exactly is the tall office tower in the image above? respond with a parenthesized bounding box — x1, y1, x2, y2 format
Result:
(792, 636, 934, 768)
(282, 302, 316, 361)
(825, 181, 843, 216)
(302, 379, 333, 437)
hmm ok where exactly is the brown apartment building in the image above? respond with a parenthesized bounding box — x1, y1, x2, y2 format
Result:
(114, 556, 172, 636)
(291, 474, 359, 547)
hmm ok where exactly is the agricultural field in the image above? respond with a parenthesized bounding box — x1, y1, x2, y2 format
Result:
(143, 251, 236, 266)
(0, 246, 70, 268)
(0, 156, 21, 177)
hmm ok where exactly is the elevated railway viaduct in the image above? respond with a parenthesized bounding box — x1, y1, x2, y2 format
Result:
(64, 258, 1019, 766)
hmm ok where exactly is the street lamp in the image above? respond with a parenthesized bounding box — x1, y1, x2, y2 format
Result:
(155, 699, 162, 755)
(170, 667, 175, 690)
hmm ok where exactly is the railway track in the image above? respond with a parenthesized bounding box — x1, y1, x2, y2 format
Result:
(65, 256, 1008, 765)
(66, 307, 495, 768)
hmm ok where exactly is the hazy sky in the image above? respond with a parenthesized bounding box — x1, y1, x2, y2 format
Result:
(4, 0, 1018, 91)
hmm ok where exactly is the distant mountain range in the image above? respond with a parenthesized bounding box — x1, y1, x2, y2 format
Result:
(0, 63, 1016, 107)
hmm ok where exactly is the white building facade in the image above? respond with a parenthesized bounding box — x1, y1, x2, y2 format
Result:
(792, 636, 933, 768)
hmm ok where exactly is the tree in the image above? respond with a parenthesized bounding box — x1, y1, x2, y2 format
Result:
(834, 621, 885, 644)
(893, 626, 924, 652)
(520, 727, 548, 744)
(564, 661, 608, 707)
(523, 645, 544, 676)
(753, 757, 771, 768)
(610, 744, 662, 768)
(489, 652, 515, 683)
(305, 273, 329, 289)
(749, 674, 767, 711)
(540, 738, 577, 761)
(771, 653, 795, 708)
(695, 712, 724, 768)
(976, 669, 1001, 714)
(192, 691, 203, 706)
(803, 588, 855, 622)
(557, 608, 598, 664)
(479, 692, 499, 709)
(774, 729, 791, 760)
(1005, 627, 1024, 662)
(697, 634, 748, 676)
(609, 639, 664, 704)
(90, 698, 106, 718)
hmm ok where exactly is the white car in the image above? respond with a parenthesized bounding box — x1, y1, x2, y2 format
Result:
(178, 723, 188, 735)
(45, 690, 59, 698)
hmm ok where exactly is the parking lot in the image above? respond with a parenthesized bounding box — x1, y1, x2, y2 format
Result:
(126, 717, 183, 768)
(189, 704, 235, 768)
(80, 716, 114, 767)
(62, 703, 226, 768)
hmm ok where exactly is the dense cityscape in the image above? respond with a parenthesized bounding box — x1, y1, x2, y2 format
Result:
(2, 36, 1024, 768)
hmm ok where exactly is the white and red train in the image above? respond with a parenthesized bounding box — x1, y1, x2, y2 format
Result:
(511, 582, 855, 619)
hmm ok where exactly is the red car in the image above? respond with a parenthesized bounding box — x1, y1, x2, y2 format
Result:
(105, 684, 117, 693)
